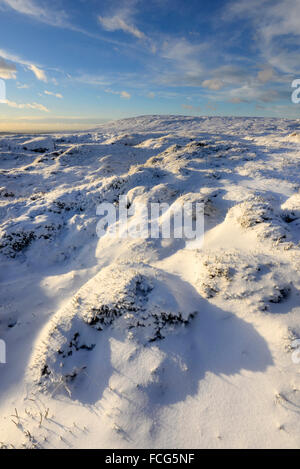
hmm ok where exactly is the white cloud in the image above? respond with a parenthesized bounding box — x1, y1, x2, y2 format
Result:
(98, 1, 146, 41)
(44, 90, 63, 99)
(227, 0, 300, 41)
(226, 0, 300, 74)
(202, 78, 224, 90)
(257, 68, 274, 83)
(0, 48, 26, 65)
(5, 99, 49, 112)
(0, 57, 16, 79)
(105, 88, 131, 99)
(98, 13, 145, 40)
(0, 0, 139, 50)
(212, 65, 250, 85)
(0, 48, 47, 83)
(0, 0, 68, 27)
(227, 85, 280, 104)
(161, 38, 203, 62)
(156, 38, 205, 87)
(120, 90, 131, 99)
(28, 64, 47, 82)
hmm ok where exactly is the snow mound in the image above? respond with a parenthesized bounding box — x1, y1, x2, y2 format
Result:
(23, 136, 54, 153)
(103, 133, 148, 146)
(196, 249, 294, 312)
(29, 263, 197, 394)
(227, 195, 300, 247)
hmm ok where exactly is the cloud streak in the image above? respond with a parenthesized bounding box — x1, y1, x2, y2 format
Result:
(97, 0, 147, 41)
(98, 13, 145, 40)
(202, 78, 224, 91)
(5, 99, 49, 112)
(0, 0, 141, 51)
(0, 0, 68, 27)
(44, 90, 63, 99)
(0, 48, 47, 82)
(226, 0, 300, 74)
(0, 57, 17, 79)
(105, 88, 131, 99)
(28, 64, 47, 82)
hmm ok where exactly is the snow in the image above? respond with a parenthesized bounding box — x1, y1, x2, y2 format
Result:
(22, 136, 55, 153)
(0, 115, 300, 448)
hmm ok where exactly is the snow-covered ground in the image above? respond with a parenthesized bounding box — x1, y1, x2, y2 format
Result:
(0, 115, 300, 449)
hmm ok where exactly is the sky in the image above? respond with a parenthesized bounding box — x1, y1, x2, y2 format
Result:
(0, 0, 300, 131)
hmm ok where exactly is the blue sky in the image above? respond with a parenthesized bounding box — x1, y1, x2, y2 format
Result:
(0, 0, 299, 130)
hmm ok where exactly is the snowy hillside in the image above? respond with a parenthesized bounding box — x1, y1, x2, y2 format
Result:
(0, 115, 300, 448)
